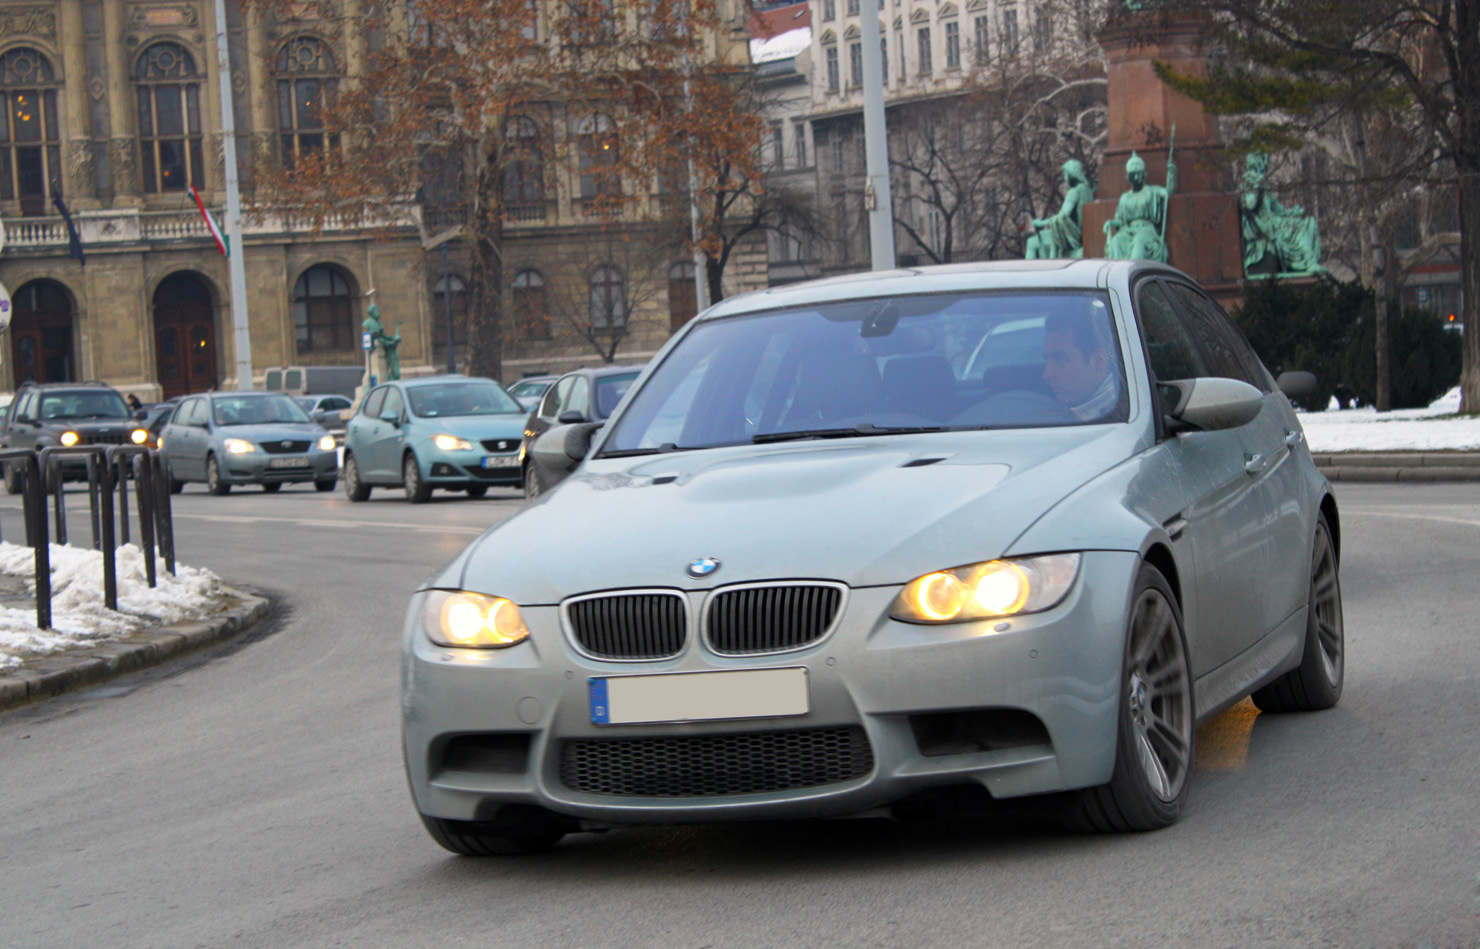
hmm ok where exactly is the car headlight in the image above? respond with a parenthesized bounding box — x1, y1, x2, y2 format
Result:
(432, 434, 474, 451)
(131, 428, 149, 445)
(423, 590, 530, 648)
(890, 553, 1081, 624)
(60, 431, 80, 447)
(317, 435, 336, 451)
(224, 438, 256, 454)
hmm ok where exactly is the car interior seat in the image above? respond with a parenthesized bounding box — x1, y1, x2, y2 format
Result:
(882, 354, 957, 421)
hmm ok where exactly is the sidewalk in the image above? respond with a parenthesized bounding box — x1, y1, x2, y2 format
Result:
(1313, 451, 1480, 482)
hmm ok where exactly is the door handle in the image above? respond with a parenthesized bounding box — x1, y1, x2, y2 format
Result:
(1244, 452, 1268, 475)
(1284, 429, 1304, 448)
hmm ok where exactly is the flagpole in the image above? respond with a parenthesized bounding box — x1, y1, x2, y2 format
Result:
(213, 0, 252, 391)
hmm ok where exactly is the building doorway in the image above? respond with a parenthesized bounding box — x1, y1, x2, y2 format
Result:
(10, 280, 74, 384)
(153, 272, 217, 399)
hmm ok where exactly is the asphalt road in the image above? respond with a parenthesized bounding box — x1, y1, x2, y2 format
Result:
(1, 480, 1477, 948)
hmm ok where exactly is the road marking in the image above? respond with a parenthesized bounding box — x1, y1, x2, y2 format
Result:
(1344, 508, 1480, 530)
(0, 503, 493, 535)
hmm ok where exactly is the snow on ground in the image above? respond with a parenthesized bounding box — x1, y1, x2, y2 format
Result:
(1297, 386, 1480, 452)
(0, 543, 222, 671)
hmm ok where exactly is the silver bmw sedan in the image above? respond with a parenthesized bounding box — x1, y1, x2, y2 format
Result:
(401, 259, 1344, 855)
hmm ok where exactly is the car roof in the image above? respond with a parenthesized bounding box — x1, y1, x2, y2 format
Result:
(563, 365, 644, 380)
(21, 381, 120, 392)
(395, 375, 498, 388)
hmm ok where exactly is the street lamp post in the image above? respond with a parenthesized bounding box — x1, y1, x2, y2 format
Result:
(859, 0, 895, 271)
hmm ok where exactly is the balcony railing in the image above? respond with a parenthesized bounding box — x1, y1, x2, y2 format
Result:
(5, 204, 421, 251)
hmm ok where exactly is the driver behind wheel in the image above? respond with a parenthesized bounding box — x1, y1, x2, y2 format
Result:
(1042, 308, 1121, 421)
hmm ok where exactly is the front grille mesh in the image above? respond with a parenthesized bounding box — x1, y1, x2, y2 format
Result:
(567, 592, 686, 659)
(559, 726, 873, 797)
(260, 440, 311, 454)
(706, 584, 843, 654)
(480, 438, 520, 453)
(83, 433, 129, 446)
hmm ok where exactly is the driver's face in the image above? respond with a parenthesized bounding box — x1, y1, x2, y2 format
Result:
(1042, 331, 1109, 406)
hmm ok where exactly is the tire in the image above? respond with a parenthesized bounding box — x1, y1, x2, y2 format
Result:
(206, 455, 230, 495)
(403, 453, 432, 504)
(3, 462, 22, 496)
(342, 453, 370, 502)
(314, 477, 337, 492)
(261, 482, 282, 493)
(419, 814, 564, 856)
(465, 484, 488, 498)
(1252, 514, 1344, 712)
(523, 463, 545, 501)
(1063, 563, 1194, 833)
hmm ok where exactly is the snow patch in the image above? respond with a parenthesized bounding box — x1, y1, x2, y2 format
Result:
(1298, 387, 1480, 452)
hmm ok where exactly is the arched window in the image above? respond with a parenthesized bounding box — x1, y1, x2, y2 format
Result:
(136, 43, 204, 192)
(276, 37, 339, 166)
(589, 264, 625, 330)
(513, 269, 549, 339)
(577, 112, 620, 202)
(667, 261, 696, 332)
(502, 116, 544, 216)
(292, 265, 356, 353)
(431, 273, 467, 369)
(0, 48, 60, 215)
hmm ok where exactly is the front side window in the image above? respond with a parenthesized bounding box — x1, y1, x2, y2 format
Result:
(276, 37, 339, 167)
(292, 265, 356, 353)
(603, 291, 1128, 453)
(0, 48, 60, 214)
(136, 43, 204, 192)
(1163, 281, 1268, 388)
(1136, 281, 1207, 382)
(407, 382, 523, 417)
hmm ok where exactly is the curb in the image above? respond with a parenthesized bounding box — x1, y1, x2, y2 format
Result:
(0, 586, 271, 713)
(1313, 451, 1480, 482)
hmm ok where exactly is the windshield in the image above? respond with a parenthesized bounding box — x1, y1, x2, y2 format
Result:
(602, 291, 1127, 454)
(294, 397, 316, 412)
(407, 382, 523, 418)
(38, 391, 131, 420)
(213, 395, 311, 426)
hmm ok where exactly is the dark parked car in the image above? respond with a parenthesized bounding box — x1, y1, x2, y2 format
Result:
(520, 365, 642, 499)
(0, 381, 148, 493)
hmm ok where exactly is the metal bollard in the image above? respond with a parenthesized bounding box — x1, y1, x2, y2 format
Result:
(99, 456, 117, 611)
(25, 454, 51, 630)
(87, 454, 103, 551)
(151, 453, 175, 576)
(132, 453, 158, 589)
(116, 454, 130, 546)
(50, 455, 67, 547)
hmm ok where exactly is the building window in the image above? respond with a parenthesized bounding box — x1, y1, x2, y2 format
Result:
(577, 112, 620, 202)
(503, 116, 544, 212)
(1002, 8, 1019, 56)
(292, 265, 356, 353)
(974, 16, 990, 64)
(831, 132, 845, 175)
(916, 27, 932, 75)
(589, 265, 625, 330)
(944, 21, 960, 69)
(822, 0, 835, 20)
(513, 269, 549, 339)
(136, 43, 204, 193)
(770, 121, 784, 166)
(897, 31, 905, 78)
(668, 261, 697, 332)
(849, 42, 862, 87)
(431, 273, 468, 365)
(793, 121, 808, 167)
(825, 45, 839, 92)
(276, 37, 339, 168)
(521, 0, 539, 41)
(1034, 10, 1050, 52)
(846, 0, 859, 14)
(0, 48, 60, 215)
(880, 38, 888, 83)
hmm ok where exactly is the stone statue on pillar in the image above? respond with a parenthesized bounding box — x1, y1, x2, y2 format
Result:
(1103, 150, 1177, 263)
(1239, 152, 1324, 277)
(1026, 160, 1095, 260)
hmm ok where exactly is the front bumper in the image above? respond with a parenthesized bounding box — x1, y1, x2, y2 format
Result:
(222, 450, 338, 484)
(402, 551, 1138, 827)
(419, 447, 522, 487)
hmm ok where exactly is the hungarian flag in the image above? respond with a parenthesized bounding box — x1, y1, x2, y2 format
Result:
(188, 184, 228, 256)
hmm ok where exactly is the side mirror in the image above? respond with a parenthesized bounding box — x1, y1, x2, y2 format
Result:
(532, 422, 603, 475)
(14, 414, 33, 425)
(1276, 370, 1318, 401)
(379, 410, 401, 426)
(557, 409, 588, 425)
(132, 409, 147, 421)
(1161, 377, 1264, 433)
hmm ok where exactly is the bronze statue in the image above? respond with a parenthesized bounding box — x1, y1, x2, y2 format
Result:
(1026, 160, 1095, 260)
(1240, 152, 1324, 277)
(1103, 148, 1176, 263)
(362, 302, 403, 381)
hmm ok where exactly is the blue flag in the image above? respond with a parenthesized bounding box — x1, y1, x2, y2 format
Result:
(51, 193, 85, 265)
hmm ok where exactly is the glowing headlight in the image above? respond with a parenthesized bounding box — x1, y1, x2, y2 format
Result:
(432, 434, 474, 451)
(59, 431, 80, 447)
(224, 438, 256, 454)
(890, 553, 1081, 624)
(131, 428, 149, 445)
(423, 590, 530, 648)
(317, 435, 336, 451)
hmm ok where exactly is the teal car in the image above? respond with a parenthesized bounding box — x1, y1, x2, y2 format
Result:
(342, 376, 527, 503)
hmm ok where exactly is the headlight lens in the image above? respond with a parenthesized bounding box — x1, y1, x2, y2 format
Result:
(432, 434, 474, 451)
(131, 428, 149, 445)
(60, 431, 79, 447)
(317, 435, 336, 451)
(224, 438, 256, 454)
(423, 590, 530, 648)
(890, 553, 1081, 624)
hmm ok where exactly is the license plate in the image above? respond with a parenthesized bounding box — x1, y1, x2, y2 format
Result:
(267, 457, 310, 469)
(589, 667, 809, 725)
(481, 455, 520, 469)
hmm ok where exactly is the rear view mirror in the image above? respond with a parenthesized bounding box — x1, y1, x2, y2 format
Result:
(1276, 371, 1318, 401)
(1162, 378, 1264, 433)
(379, 410, 401, 426)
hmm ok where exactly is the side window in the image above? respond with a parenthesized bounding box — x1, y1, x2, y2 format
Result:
(171, 398, 192, 425)
(185, 399, 208, 426)
(381, 387, 405, 419)
(14, 390, 36, 422)
(1136, 281, 1207, 382)
(326, 397, 351, 411)
(1164, 282, 1267, 389)
(564, 377, 592, 419)
(539, 377, 569, 419)
(362, 387, 387, 418)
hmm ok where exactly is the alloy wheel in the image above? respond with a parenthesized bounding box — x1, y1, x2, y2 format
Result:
(1310, 524, 1344, 687)
(1125, 587, 1193, 803)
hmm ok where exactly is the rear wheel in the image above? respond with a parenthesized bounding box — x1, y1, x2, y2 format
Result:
(523, 463, 545, 501)
(206, 455, 230, 495)
(1063, 564, 1193, 832)
(261, 482, 282, 493)
(342, 453, 370, 502)
(404, 453, 432, 504)
(1252, 514, 1344, 712)
(419, 814, 564, 856)
(465, 484, 488, 498)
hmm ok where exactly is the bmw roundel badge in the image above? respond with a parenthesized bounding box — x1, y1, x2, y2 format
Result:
(687, 557, 721, 579)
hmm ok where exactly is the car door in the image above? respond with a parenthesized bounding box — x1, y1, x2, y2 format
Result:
(166, 398, 207, 480)
(350, 386, 394, 481)
(376, 387, 409, 480)
(1165, 280, 1311, 635)
(1137, 279, 1275, 676)
(4, 390, 39, 453)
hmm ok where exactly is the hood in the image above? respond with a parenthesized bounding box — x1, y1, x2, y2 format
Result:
(458, 425, 1144, 603)
(412, 413, 527, 441)
(49, 418, 137, 436)
(223, 422, 325, 443)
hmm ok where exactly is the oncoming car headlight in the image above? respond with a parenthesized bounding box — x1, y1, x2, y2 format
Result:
(423, 590, 530, 648)
(131, 428, 149, 445)
(890, 553, 1081, 624)
(60, 431, 80, 447)
(432, 434, 474, 451)
(224, 438, 256, 454)
(316, 435, 336, 451)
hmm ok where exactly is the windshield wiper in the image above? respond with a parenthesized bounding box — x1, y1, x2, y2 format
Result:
(600, 443, 685, 458)
(752, 423, 943, 444)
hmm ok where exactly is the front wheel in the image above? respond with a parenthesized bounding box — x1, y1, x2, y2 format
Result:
(314, 477, 337, 492)
(261, 482, 282, 493)
(465, 484, 488, 498)
(1252, 514, 1343, 712)
(206, 455, 230, 495)
(419, 815, 564, 856)
(1062, 563, 1193, 832)
(403, 453, 432, 504)
(523, 463, 545, 501)
(342, 453, 370, 502)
